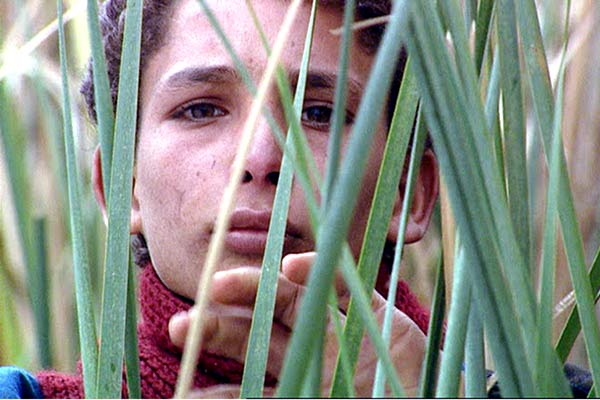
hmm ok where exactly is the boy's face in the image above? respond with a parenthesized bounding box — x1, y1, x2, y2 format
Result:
(130, 0, 389, 299)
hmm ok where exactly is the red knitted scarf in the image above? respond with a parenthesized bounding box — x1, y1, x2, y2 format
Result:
(36, 262, 430, 398)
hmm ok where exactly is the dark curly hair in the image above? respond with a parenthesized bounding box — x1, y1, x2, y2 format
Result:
(81, 0, 409, 266)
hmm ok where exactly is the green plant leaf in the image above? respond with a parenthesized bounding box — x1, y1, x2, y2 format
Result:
(497, 0, 530, 269)
(418, 251, 445, 398)
(516, 0, 600, 389)
(57, 0, 98, 394)
(86, 0, 116, 196)
(556, 246, 600, 362)
(464, 301, 486, 397)
(95, 0, 143, 396)
(435, 243, 469, 397)
(239, 1, 318, 396)
(373, 102, 425, 397)
(124, 254, 141, 399)
(276, 1, 411, 395)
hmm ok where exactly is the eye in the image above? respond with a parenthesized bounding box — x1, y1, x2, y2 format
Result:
(301, 105, 332, 129)
(173, 101, 228, 122)
(301, 105, 354, 131)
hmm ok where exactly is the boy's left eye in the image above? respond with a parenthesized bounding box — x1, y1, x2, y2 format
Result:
(302, 105, 332, 126)
(301, 105, 354, 131)
(172, 101, 228, 122)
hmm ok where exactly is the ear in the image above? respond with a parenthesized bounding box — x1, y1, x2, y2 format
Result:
(92, 146, 143, 234)
(387, 148, 439, 244)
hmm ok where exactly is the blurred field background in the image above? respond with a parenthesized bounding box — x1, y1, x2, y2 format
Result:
(0, 0, 599, 375)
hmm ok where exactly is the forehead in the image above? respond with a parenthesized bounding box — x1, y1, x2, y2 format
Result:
(142, 0, 373, 95)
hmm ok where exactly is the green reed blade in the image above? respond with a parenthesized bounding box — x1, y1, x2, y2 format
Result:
(497, 0, 530, 269)
(372, 104, 425, 397)
(86, 0, 115, 195)
(240, 1, 317, 396)
(196, 0, 287, 149)
(464, 300, 486, 397)
(418, 250, 446, 398)
(276, 2, 411, 396)
(328, 291, 355, 397)
(330, 59, 419, 398)
(32, 217, 52, 368)
(338, 247, 405, 397)
(435, 244, 469, 397)
(556, 246, 600, 362)
(124, 253, 141, 399)
(95, 0, 143, 396)
(516, 0, 600, 389)
(322, 0, 355, 208)
(406, 0, 535, 395)
(0, 79, 53, 370)
(57, 0, 98, 394)
(534, 2, 573, 394)
(440, 0, 537, 342)
(0, 227, 25, 366)
(474, 0, 495, 75)
(196, 0, 322, 228)
(485, 48, 505, 185)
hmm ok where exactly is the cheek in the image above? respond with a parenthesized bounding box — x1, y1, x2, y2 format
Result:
(135, 137, 231, 236)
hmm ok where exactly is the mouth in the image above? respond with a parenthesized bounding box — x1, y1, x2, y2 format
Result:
(220, 208, 303, 255)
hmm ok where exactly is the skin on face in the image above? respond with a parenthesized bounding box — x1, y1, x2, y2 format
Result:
(125, 0, 392, 299)
(90, 1, 439, 392)
(91, 0, 438, 301)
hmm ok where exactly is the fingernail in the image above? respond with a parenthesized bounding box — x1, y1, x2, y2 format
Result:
(169, 311, 188, 327)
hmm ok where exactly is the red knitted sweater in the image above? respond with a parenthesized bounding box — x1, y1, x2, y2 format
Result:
(36, 263, 430, 398)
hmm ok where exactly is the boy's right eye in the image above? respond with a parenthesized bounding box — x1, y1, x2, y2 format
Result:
(172, 101, 228, 122)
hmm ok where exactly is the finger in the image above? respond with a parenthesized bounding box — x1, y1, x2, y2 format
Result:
(187, 384, 240, 399)
(210, 267, 304, 330)
(168, 303, 290, 377)
(281, 252, 389, 314)
(188, 384, 276, 398)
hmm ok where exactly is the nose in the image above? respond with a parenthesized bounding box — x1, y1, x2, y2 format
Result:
(242, 117, 282, 187)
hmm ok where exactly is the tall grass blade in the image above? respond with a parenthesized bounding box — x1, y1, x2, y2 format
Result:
(195, 0, 287, 149)
(484, 49, 504, 185)
(372, 104, 425, 397)
(441, 0, 538, 345)
(418, 252, 445, 398)
(124, 254, 141, 398)
(337, 247, 404, 397)
(497, 0, 530, 269)
(435, 244, 469, 397)
(277, 1, 410, 395)
(95, 0, 143, 396)
(406, 0, 535, 395)
(239, 1, 317, 396)
(0, 228, 25, 366)
(57, 0, 98, 394)
(174, 2, 305, 395)
(464, 301, 486, 397)
(329, 58, 418, 398)
(474, 0, 495, 75)
(86, 0, 115, 194)
(556, 247, 600, 362)
(195, 0, 322, 223)
(516, 0, 600, 389)
(322, 0, 355, 207)
(0, 71, 41, 368)
(32, 217, 52, 368)
(534, 2, 573, 394)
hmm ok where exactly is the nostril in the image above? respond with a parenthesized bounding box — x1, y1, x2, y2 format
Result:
(266, 171, 279, 185)
(242, 171, 253, 183)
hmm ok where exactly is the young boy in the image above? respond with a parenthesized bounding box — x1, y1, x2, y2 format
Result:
(0, 0, 440, 397)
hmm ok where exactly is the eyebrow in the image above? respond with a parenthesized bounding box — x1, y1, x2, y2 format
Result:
(290, 69, 364, 104)
(160, 65, 242, 91)
(159, 65, 364, 104)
